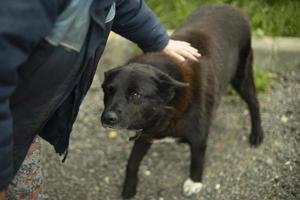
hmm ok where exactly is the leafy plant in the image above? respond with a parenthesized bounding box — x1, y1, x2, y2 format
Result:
(227, 66, 273, 95)
(253, 66, 273, 93)
(145, 0, 300, 37)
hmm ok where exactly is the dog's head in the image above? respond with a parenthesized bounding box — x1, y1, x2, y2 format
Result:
(101, 63, 188, 132)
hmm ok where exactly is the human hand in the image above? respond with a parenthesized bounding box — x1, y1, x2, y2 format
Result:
(162, 39, 201, 62)
(0, 190, 6, 200)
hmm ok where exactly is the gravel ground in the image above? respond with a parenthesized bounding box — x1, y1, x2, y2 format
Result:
(41, 64, 300, 200)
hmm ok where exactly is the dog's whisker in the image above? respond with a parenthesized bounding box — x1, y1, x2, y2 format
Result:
(164, 106, 175, 111)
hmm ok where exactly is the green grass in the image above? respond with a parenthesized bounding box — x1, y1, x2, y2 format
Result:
(145, 0, 300, 37)
(227, 66, 274, 95)
(253, 66, 273, 93)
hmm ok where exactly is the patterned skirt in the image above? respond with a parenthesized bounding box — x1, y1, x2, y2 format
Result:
(7, 137, 43, 200)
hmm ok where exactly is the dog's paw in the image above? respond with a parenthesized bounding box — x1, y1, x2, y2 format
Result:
(183, 178, 203, 196)
(122, 185, 137, 199)
(249, 129, 264, 147)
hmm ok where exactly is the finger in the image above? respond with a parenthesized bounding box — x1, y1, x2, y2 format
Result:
(182, 45, 201, 57)
(174, 41, 201, 57)
(176, 49, 199, 61)
(174, 40, 192, 46)
(168, 51, 186, 62)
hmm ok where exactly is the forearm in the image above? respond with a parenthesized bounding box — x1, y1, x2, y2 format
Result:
(112, 0, 169, 52)
(111, 0, 200, 61)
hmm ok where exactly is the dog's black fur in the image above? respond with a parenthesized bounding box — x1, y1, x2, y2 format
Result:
(101, 4, 264, 198)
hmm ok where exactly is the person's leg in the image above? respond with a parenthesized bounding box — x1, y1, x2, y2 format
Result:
(7, 137, 43, 200)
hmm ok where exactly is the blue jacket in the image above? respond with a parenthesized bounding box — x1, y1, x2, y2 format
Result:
(0, 0, 169, 190)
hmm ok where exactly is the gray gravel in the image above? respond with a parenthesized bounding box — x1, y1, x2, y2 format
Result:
(41, 64, 300, 200)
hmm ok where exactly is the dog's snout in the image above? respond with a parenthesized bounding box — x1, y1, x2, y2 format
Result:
(103, 111, 119, 126)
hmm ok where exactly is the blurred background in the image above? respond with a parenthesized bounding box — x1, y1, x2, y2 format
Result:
(41, 1, 300, 199)
(146, 0, 300, 37)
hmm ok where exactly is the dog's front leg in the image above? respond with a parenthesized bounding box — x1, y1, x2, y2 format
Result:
(183, 141, 206, 196)
(122, 138, 152, 199)
(183, 119, 208, 196)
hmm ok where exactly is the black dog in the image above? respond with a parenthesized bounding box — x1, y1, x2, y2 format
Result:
(101, 4, 264, 198)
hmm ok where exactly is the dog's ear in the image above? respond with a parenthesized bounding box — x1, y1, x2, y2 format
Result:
(104, 66, 122, 80)
(102, 66, 123, 90)
(157, 72, 189, 103)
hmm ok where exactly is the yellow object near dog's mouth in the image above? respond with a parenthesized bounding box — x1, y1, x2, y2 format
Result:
(106, 129, 143, 141)
(107, 130, 118, 139)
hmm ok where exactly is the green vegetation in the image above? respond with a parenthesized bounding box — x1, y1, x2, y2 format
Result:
(253, 66, 273, 93)
(227, 67, 274, 95)
(145, 0, 300, 37)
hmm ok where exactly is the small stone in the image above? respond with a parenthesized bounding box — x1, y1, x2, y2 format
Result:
(242, 136, 247, 141)
(215, 184, 221, 190)
(266, 158, 273, 165)
(153, 152, 159, 157)
(144, 170, 151, 176)
(104, 176, 110, 183)
(280, 115, 289, 123)
(285, 161, 291, 165)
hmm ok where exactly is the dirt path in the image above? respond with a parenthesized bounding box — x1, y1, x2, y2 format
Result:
(41, 65, 299, 200)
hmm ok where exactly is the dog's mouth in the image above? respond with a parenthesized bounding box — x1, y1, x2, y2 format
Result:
(102, 124, 122, 130)
(102, 123, 144, 141)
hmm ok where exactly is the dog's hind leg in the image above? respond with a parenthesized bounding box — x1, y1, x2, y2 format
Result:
(122, 138, 152, 199)
(231, 49, 264, 146)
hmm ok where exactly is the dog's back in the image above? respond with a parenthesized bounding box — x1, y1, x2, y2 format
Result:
(172, 4, 252, 93)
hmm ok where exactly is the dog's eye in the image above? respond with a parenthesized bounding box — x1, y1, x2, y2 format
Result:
(129, 92, 141, 104)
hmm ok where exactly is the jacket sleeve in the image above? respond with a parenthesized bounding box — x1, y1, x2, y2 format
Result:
(112, 0, 169, 52)
(0, 0, 56, 190)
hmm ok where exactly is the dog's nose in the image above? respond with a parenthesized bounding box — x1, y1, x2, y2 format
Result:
(103, 111, 119, 125)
